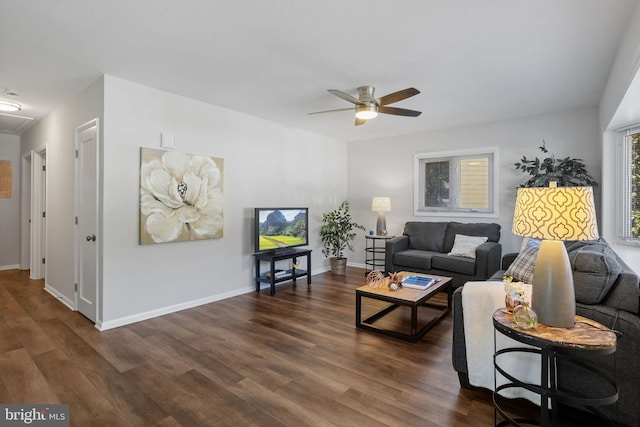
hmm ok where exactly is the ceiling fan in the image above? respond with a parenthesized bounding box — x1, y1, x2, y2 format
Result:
(309, 86, 421, 126)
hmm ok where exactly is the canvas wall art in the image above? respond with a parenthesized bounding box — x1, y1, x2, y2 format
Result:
(0, 160, 11, 198)
(140, 147, 224, 244)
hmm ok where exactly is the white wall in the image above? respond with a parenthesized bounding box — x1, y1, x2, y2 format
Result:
(100, 76, 346, 329)
(347, 107, 601, 261)
(20, 77, 105, 303)
(0, 133, 21, 270)
(600, 2, 640, 273)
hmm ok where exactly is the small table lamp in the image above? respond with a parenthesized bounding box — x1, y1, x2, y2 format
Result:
(371, 197, 391, 236)
(512, 184, 598, 328)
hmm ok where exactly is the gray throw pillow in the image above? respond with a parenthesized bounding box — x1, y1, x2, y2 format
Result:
(404, 222, 448, 252)
(569, 244, 622, 304)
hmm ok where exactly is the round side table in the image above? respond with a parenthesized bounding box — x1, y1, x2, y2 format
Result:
(492, 309, 618, 426)
(364, 234, 394, 274)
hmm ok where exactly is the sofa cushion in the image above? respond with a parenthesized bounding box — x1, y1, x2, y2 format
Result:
(444, 222, 501, 253)
(393, 249, 438, 270)
(568, 243, 623, 305)
(431, 254, 476, 275)
(504, 239, 540, 284)
(404, 222, 448, 252)
(448, 234, 488, 259)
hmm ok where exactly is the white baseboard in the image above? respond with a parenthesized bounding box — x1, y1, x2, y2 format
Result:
(44, 284, 75, 310)
(0, 264, 19, 271)
(95, 270, 329, 331)
(97, 285, 256, 331)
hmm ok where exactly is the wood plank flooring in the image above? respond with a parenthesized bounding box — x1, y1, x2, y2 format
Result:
(0, 267, 590, 426)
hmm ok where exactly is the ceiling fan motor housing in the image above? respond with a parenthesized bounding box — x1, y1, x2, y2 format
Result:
(357, 86, 376, 102)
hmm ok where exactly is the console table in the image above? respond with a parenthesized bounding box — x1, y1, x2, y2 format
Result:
(492, 309, 617, 426)
(254, 248, 311, 296)
(364, 234, 394, 274)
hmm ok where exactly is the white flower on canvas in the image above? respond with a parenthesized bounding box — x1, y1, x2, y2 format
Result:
(141, 150, 223, 243)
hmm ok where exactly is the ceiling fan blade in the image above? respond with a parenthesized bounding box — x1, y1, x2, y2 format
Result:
(377, 87, 420, 106)
(378, 106, 422, 117)
(355, 117, 367, 126)
(328, 89, 365, 105)
(307, 107, 354, 115)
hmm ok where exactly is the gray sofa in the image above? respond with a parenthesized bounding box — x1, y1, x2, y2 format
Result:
(452, 238, 640, 426)
(385, 222, 502, 288)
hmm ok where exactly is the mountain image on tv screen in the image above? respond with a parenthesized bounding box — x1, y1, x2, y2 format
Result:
(258, 209, 307, 250)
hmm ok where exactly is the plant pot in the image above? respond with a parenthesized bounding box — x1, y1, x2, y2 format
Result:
(329, 257, 347, 276)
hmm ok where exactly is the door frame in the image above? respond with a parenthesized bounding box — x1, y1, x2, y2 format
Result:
(74, 118, 100, 323)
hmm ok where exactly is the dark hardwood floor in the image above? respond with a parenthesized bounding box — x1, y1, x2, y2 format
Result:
(0, 267, 584, 426)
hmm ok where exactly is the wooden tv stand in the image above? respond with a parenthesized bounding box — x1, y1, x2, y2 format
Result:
(254, 248, 312, 296)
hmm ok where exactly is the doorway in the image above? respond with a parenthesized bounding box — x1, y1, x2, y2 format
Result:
(21, 149, 47, 279)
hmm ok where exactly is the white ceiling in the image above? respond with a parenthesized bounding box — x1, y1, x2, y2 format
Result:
(0, 0, 638, 141)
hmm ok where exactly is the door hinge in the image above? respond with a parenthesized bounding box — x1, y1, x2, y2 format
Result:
(42, 211, 46, 218)
(75, 216, 78, 225)
(75, 149, 79, 158)
(42, 165, 46, 172)
(74, 283, 78, 292)
(42, 258, 45, 264)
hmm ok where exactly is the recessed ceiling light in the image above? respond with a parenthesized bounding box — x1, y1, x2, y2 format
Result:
(0, 100, 21, 112)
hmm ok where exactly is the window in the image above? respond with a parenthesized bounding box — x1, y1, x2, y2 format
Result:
(618, 127, 640, 245)
(414, 148, 497, 216)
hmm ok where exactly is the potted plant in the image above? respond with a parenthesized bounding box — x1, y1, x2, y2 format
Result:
(320, 201, 365, 275)
(514, 140, 599, 187)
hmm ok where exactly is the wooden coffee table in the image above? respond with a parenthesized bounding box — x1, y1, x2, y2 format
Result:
(355, 272, 452, 342)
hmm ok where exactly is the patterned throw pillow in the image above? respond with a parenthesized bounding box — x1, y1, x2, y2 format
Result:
(447, 234, 488, 259)
(504, 239, 540, 284)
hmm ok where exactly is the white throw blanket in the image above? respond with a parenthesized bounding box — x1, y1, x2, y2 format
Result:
(461, 281, 540, 405)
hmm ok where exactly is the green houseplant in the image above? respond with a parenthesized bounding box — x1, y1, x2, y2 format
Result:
(320, 201, 365, 275)
(514, 141, 599, 187)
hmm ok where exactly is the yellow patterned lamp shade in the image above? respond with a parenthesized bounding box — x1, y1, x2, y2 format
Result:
(512, 185, 598, 328)
(512, 186, 598, 240)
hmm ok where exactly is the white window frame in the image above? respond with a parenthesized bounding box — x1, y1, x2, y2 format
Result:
(414, 147, 498, 218)
(616, 125, 640, 246)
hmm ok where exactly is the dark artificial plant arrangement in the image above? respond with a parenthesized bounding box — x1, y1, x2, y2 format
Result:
(320, 201, 365, 259)
(514, 140, 599, 187)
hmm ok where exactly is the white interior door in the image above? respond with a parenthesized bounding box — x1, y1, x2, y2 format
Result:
(20, 154, 32, 270)
(75, 119, 99, 322)
(29, 150, 46, 279)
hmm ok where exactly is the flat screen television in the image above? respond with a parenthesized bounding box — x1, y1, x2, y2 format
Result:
(254, 208, 309, 253)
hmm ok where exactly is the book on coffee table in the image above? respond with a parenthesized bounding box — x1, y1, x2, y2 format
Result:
(402, 275, 439, 290)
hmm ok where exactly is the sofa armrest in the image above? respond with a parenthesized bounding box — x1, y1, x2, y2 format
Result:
(474, 241, 502, 279)
(501, 252, 519, 271)
(385, 235, 409, 272)
(451, 287, 469, 378)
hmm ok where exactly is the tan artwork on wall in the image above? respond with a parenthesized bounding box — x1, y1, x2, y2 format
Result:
(0, 160, 12, 198)
(139, 147, 224, 244)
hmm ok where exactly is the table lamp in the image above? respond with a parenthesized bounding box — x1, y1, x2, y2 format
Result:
(371, 197, 391, 236)
(512, 184, 598, 327)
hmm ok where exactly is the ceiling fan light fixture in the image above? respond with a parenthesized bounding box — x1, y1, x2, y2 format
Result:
(0, 100, 21, 112)
(355, 105, 378, 120)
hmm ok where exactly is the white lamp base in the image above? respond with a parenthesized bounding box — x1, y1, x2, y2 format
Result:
(531, 240, 575, 328)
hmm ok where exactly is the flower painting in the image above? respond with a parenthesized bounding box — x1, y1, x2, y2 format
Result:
(140, 147, 224, 244)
